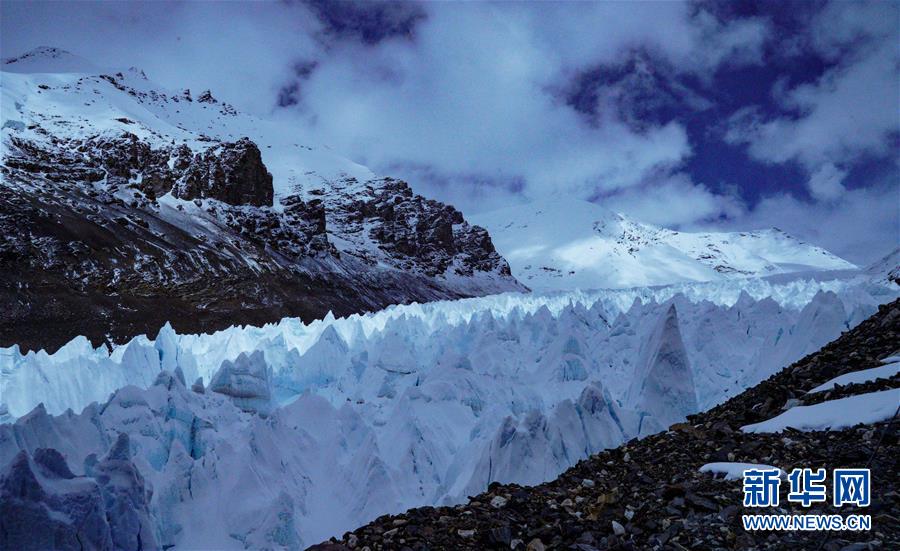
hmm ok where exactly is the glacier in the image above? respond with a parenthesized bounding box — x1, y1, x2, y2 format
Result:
(1, 274, 896, 548)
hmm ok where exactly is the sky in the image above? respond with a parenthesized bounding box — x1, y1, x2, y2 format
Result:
(2, 0, 898, 265)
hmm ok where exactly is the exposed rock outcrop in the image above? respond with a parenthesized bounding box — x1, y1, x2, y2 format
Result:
(1, 117, 521, 352)
(1, 49, 524, 351)
(173, 137, 274, 207)
(323, 176, 511, 278)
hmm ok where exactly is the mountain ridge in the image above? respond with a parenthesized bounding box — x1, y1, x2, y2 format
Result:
(471, 197, 857, 291)
(0, 47, 524, 351)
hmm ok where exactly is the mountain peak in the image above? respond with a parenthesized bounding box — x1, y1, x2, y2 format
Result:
(471, 198, 857, 291)
(2, 46, 100, 74)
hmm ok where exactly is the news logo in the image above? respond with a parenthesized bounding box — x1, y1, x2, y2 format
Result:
(741, 467, 872, 531)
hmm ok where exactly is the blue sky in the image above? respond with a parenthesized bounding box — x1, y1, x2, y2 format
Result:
(2, 0, 897, 264)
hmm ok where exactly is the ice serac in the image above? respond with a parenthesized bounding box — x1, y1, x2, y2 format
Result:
(463, 382, 632, 496)
(779, 290, 848, 361)
(209, 350, 273, 416)
(0, 438, 156, 551)
(0, 267, 896, 547)
(88, 433, 159, 551)
(0, 449, 112, 551)
(627, 303, 697, 434)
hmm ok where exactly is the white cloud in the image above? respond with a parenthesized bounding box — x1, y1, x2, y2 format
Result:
(1, 1, 770, 212)
(601, 173, 744, 227)
(291, 2, 769, 209)
(727, 41, 898, 168)
(806, 163, 847, 201)
(0, 1, 324, 115)
(520, 3, 768, 75)
(809, 0, 899, 59)
(725, 1, 899, 203)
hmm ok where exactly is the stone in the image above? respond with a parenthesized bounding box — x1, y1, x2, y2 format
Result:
(491, 495, 508, 508)
(489, 525, 512, 545)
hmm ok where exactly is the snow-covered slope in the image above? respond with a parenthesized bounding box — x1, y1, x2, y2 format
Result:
(1, 274, 895, 547)
(0, 47, 522, 351)
(865, 247, 900, 287)
(471, 198, 857, 291)
(1, 46, 103, 74)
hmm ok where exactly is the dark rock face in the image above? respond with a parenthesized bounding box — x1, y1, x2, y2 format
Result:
(173, 138, 274, 207)
(0, 129, 522, 351)
(319, 300, 900, 550)
(324, 176, 512, 279)
(91, 132, 184, 200)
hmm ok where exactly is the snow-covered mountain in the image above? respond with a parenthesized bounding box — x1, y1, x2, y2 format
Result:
(0, 47, 523, 351)
(1, 273, 895, 547)
(470, 198, 857, 291)
(2, 46, 866, 351)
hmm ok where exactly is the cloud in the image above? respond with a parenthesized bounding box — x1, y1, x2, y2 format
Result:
(726, 40, 898, 168)
(806, 163, 847, 202)
(288, 2, 770, 212)
(1, 1, 771, 213)
(724, 1, 899, 202)
(809, 0, 899, 59)
(303, 0, 426, 45)
(0, 0, 324, 115)
(600, 173, 744, 228)
(517, 2, 768, 75)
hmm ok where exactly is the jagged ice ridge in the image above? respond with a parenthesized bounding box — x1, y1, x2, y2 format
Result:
(1, 274, 896, 548)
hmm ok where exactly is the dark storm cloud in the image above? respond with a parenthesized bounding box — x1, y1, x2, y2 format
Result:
(303, 0, 426, 45)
